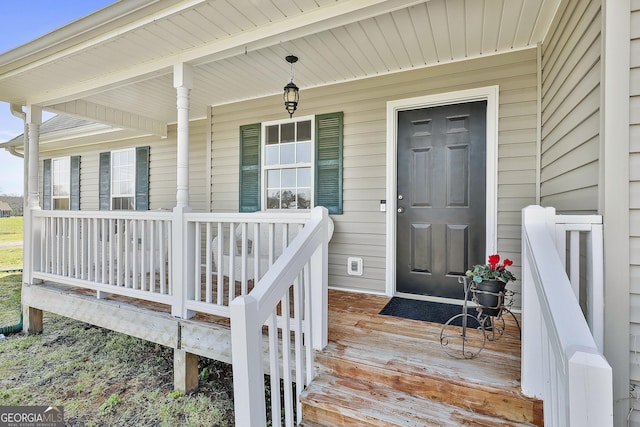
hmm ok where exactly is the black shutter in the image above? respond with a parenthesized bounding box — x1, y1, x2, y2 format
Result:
(99, 152, 111, 210)
(315, 112, 343, 214)
(70, 156, 80, 210)
(42, 159, 52, 210)
(239, 123, 261, 212)
(135, 146, 150, 211)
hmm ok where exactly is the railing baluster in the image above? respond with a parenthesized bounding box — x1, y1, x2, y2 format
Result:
(281, 292, 294, 427)
(124, 219, 130, 288)
(253, 223, 260, 284)
(217, 222, 223, 305)
(206, 222, 212, 303)
(241, 222, 248, 295)
(160, 220, 167, 294)
(293, 276, 304, 424)
(195, 222, 202, 302)
(228, 222, 236, 302)
(140, 220, 147, 291)
(303, 262, 313, 386)
(268, 309, 281, 426)
(150, 220, 156, 292)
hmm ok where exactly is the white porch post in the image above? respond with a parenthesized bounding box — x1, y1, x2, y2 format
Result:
(23, 104, 43, 334)
(311, 207, 329, 351)
(171, 63, 195, 319)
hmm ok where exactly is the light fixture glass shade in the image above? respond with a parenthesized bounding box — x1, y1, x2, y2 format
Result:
(283, 81, 299, 118)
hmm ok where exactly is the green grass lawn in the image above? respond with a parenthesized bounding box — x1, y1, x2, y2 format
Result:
(0, 273, 234, 426)
(0, 217, 23, 270)
(0, 216, 23, 242)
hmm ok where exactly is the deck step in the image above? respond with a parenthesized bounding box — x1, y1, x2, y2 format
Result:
(300, 290, 542, 427)
(301, 375, 536, 427)
(313, 342, 541, 426)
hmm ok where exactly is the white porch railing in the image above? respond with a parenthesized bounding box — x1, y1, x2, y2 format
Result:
(183, 211, 310, 318)
(30, 206, 332, 426)
(32, 210, 174, 305)
(231, 207, 330, 427)
(521, 205, 612, 426)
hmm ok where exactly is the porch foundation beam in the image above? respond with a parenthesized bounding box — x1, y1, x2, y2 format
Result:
(173, 349, 199, 394)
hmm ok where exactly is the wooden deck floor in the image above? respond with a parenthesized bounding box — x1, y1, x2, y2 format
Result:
(301, 290, 542, 426)
(28, 281, 540, 425)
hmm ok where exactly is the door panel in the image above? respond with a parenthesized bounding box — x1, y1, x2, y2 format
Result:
(396, 101, 486, 299)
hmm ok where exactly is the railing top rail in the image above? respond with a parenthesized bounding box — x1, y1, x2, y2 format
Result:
(554, 214, 602, 225)
(33, 209, 173, 220)
(184, 211, 312, 223)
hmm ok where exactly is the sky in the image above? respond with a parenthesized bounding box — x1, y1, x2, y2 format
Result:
(0, 1, 116, 196)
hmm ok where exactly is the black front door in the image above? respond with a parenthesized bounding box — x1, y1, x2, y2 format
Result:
(396, 101, 487, 299)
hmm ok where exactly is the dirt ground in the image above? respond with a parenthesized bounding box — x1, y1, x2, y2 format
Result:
(0, 273, 236, 427)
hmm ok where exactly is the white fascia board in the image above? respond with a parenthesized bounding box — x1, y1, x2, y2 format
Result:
(48, 100, 167, 137)
(25, 0, 426, 106)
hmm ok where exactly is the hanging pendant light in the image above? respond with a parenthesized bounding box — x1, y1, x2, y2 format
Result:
(283, 55, 299, 118)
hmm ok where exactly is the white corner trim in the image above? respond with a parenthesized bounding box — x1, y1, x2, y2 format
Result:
(385, 86, 500, 297)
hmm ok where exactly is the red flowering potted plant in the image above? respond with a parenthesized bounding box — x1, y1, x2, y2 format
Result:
(466, 254, 516, 316)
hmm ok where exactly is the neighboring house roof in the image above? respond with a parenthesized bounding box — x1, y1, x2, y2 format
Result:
(6, 114, 95, 145)
(0, 197, 22, 211)
(0, 0, 562, 136)
(0, 201, 12, 212)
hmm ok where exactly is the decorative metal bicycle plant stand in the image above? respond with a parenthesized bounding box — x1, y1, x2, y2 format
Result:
(440, 276, 521, 359)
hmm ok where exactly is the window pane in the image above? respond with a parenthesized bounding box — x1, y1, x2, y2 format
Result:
(54, 198, 69, 210)
(297, 120, 311, 141)
(281, 123, 295, 143)
(267, 190, 280, 209)
(280, 190, 296, 209)
(281, 169, 296, 187)
(298, 168, 311, 187)
(267, 170, 280, 189)
(52, 158, 70, 197)
(297, 141, 311, 163)
(266, 145, 279, 165)
(297, 189, 311, 209)
(266, 125, 279, 145)
(112, 197, 134, 210)
(281, 143, 295, 164)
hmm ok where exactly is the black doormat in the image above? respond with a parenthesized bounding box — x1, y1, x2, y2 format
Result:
(379, 297, 482, 327)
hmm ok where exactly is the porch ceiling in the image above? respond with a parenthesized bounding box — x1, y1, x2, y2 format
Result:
(0, 0, 560, 131)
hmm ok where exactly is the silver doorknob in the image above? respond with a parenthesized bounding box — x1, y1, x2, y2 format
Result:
(397, 207, 404, 213)
(398, 194, 404, 200)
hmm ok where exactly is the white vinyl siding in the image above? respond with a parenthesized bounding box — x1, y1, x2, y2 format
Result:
(540, 0, 601, 214)
(629, 0, 640, 422)
(211, 50, 538, 295)
(38, 119, 208, 212)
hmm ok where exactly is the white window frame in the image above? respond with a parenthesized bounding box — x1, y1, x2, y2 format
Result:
(51, 156, 70, 210)
(261, 115, 315, 211)
(110, 148, 136, 210)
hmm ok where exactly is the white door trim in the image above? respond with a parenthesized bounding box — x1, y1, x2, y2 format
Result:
(385, 86, 499, 297)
